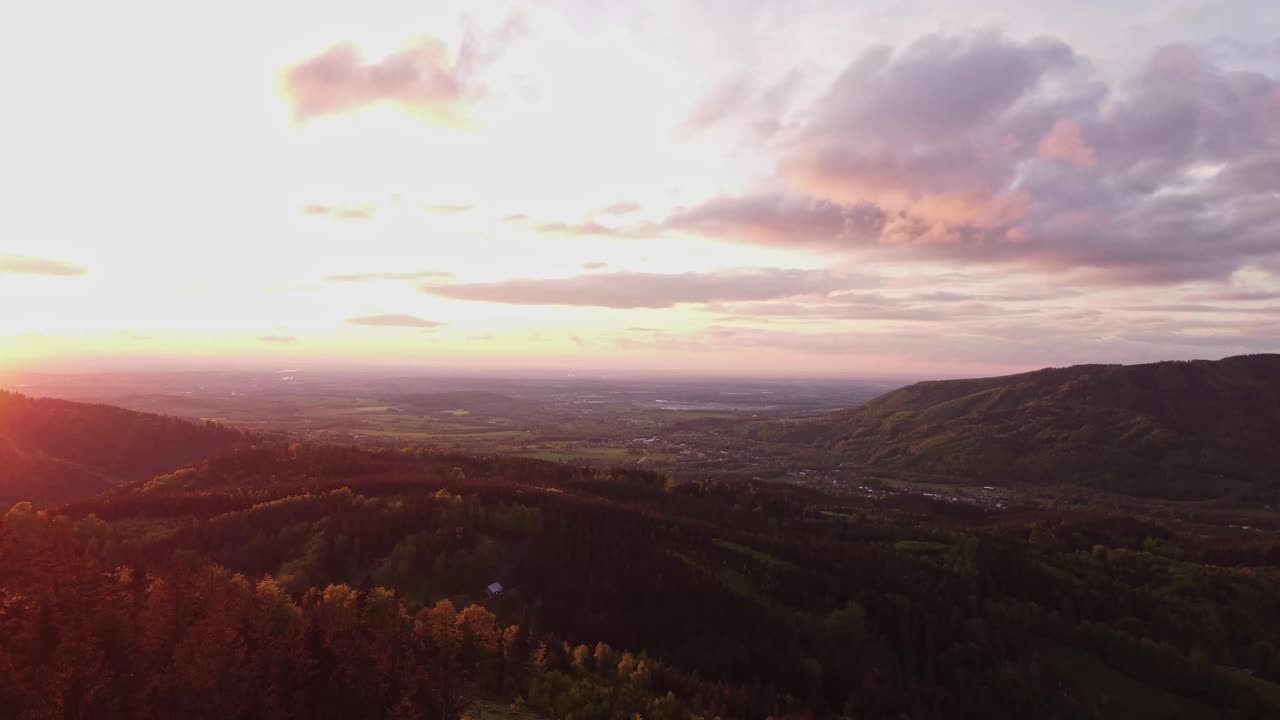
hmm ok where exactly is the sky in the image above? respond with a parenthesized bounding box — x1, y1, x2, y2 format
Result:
(1, 0, 1278, 379)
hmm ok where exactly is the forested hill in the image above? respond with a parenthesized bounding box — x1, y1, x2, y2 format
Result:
(7, 442, 1280, 718)
(0, 390, 244, 508)
(769, 354, 1280, 498)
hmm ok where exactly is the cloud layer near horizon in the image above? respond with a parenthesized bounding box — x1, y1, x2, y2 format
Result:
(346, 314, 446, 328)
(421, 269, 870, 308)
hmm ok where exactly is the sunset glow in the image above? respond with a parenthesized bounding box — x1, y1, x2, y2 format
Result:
(3, 0, 1278, 376)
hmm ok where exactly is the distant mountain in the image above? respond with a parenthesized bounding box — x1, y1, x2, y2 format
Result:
(0, 391, 244, 508)
(767, 355, 1280, 499)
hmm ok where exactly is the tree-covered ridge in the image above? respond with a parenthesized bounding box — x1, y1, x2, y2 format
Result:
(0, 510, 716, 720)
(770, 354, 1280, 499)
(5, 443, 1280, 719)
(0, 391, 245, 508)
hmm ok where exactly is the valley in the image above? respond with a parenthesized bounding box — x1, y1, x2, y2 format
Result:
(0, 369, 888, 481)
(3, 356, 1280, 719)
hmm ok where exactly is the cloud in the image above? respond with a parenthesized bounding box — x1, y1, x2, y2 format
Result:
(668, 32, 1280, 284)
(0, 255, 87, 277)
(303, 204, 375, 220)
(1117, 303, 1280, 315)
(711, 294, 1042, 323)
(535, 220, 622, 237)
(283, 14, 524, 123)
(681, 69, 803, 138)
(665, 194, 883, 247)
(505, 214, 633, 237)
(421, 269, 871, 308)
(711, 301, 954, 322)
(258, 335, 297, 344)
(347, 314, 446, 328)
(429, 204, 471, 214)
(326, 271, 454, 282)
(1187, 289, 1280, 302)
(690, 279, 1091, 328)
(1037, 119, 1097, 167)
(285, 41, 466, 123)
(781, 32, 1084, 205)
(600, 202, 641, 216)
(582, 262, 609, 271)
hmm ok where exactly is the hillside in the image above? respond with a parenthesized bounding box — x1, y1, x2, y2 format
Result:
(4, 372, 1280, 717)
(777, 354, 1280, 499)
(9, 441, 1280, 719)
(0, 390, 245, 508)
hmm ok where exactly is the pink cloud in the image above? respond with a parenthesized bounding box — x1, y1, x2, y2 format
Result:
(283, 15, 523, 123)
(906, 190, 1032, 232)
(284, 41, 465, 122)
(666, 33, 1280, 285)
(1005, 226, 1030, 243)
(1037, 119, 1097, 167)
